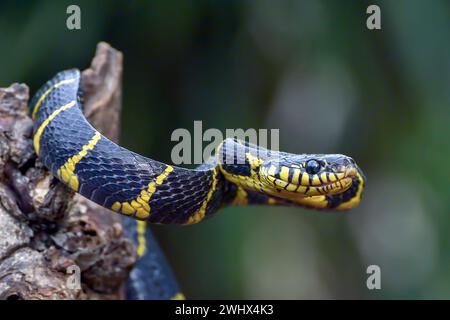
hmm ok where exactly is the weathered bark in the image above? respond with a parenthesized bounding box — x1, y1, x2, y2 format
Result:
(0, 42, 136, 300)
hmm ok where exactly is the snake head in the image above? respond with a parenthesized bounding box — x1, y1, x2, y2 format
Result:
(217, 138, 365, 209)
(258, 154, 358, 199)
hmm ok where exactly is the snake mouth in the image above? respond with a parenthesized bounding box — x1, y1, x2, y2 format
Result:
(308, 175, 354, 195)
(262, 165, 357, 198)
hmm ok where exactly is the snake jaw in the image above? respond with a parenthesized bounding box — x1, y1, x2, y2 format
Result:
(258, 156, 359, 199)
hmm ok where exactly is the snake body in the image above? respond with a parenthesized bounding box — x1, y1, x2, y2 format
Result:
(30, 69, 366, 298)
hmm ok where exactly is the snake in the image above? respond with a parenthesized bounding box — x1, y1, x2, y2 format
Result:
(30, 69, 366, 298)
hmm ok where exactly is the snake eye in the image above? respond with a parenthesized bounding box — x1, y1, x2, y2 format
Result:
(306, 160, 321, 175)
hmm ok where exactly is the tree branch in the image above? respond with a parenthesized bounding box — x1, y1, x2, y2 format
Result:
(0, 42, 136, 300)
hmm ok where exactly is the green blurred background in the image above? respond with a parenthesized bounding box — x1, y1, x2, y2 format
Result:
(1, 0, 449, 299)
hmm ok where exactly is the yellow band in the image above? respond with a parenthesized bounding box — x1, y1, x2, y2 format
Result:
(31, 78, 76, 120)
(136, 220, 147, 257)
(187, 168, 218, 224)
(57, 131, 102, 191)
(33, 100, 76, 155)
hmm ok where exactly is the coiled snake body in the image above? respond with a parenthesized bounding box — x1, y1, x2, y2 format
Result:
(31, 69, 366, 298)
